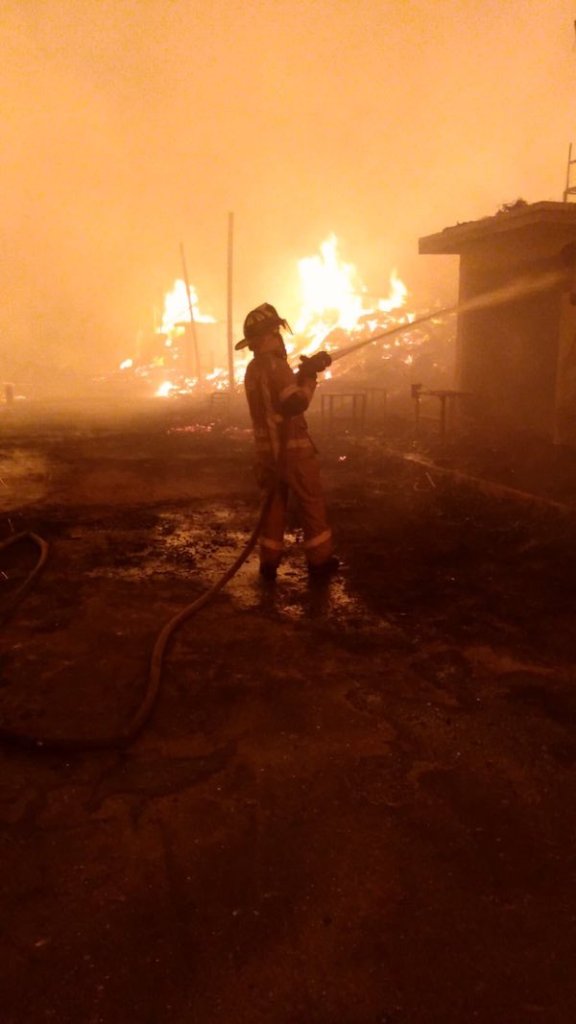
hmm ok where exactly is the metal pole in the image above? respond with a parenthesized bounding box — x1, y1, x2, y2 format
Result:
(227, 212, 235, 391)
(179, 242, 201, 379)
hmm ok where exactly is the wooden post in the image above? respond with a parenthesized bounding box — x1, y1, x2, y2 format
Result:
(564, 143, 573, 203)
(227, 212, 235, 391)
(179, 242, 201, 380)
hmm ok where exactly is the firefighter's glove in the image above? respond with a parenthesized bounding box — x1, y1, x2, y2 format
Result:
(297, 351, 332, 378)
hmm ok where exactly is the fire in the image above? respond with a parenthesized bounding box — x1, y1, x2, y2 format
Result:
(288, 237, 454, 393)
(205, 367, 228, 391)
(159, 279, 215, 335)
(295, 235, 366, 338)
(112, 238, 453, 401)
(292, 235, 407, 354)
(117, 280, 215, 373)
(378, 269, 408, 313)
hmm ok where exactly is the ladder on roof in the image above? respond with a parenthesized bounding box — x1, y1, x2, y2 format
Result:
(564, 143, 576, 201)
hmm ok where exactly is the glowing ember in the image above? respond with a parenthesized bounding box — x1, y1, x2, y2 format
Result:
(205, 367, 228, 390)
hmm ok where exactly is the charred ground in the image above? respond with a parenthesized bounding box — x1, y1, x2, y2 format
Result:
(0, 399, 575, 1024)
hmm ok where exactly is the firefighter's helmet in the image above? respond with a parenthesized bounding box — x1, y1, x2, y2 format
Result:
(235, 303, 291, 350)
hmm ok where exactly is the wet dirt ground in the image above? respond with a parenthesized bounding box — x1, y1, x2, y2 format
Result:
(1, 398, 576, 1024)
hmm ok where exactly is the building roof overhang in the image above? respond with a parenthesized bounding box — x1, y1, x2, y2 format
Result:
(419, 202, 576, 255)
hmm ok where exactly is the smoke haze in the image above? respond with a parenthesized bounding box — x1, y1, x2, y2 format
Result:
(1, 0, 575, 379)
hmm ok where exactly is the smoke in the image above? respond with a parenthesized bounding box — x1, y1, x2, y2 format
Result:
(330, 267, 567, 363)
(1, 0, 575, 386)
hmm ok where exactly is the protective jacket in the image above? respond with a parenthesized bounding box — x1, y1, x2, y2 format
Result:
(244, 338, 333, 569)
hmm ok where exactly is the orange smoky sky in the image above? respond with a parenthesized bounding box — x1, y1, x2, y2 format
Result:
(1, 0, 575, 378)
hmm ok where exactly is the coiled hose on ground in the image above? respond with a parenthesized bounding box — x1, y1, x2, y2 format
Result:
(0, 490, 274, 752)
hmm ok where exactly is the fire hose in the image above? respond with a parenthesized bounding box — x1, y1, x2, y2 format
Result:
(0, 309, 457, 752)
(328, 305, 455, 363)
(0, 490, 274, 751)
(325, 262, 566, 366)
(0, 531, 49, 609)
(2, 276, 552, 752)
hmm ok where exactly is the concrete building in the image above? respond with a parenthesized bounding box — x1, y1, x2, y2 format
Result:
(419, 201, 576, 445)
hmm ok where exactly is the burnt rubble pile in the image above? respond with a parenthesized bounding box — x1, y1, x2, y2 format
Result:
(321, 313, 456, 403)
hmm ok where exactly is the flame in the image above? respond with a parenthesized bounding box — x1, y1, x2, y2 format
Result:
(293, 235, 407, 354)
(377, 269, 408, 313)
(205, 367, 230, 391)
(295, 234, 366, 338)
(159, 279, 216, 335)
(113, 238, 454, 402)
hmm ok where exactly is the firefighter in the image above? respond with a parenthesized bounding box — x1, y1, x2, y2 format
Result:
(236, 302, 339, 581)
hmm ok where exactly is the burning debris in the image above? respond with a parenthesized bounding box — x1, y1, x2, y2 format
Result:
(110, 235, 455, 405)
(292, 234, 408, 352)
